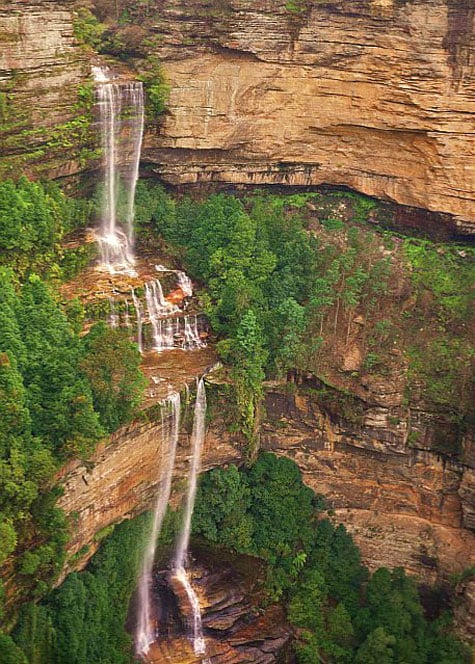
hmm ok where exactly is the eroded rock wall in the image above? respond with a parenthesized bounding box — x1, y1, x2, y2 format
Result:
(58, 384, 474, 586)
(56, 409, 242, 577)
(262, 388, 474, 585)
(0, 0, 473, 229)
(0, 0, 92, 178)
(137, 0, 474, 229)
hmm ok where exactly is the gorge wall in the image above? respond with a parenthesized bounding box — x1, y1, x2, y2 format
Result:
(54, 380, 475, 641)
(1, 0, 474, 231)
(0, 0, 93, 179)
(114, 0, 475, 230)
(57, 384, 475, 587)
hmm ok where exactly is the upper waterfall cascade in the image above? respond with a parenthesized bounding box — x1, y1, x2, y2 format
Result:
(93, 66, 144, 275)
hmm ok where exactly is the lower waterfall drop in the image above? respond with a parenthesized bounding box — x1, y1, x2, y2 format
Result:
(172, 378, 208, 658)
(135, 392, 181, 656)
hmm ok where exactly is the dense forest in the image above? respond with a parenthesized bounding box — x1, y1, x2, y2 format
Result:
(8, 454, 471, 663)
(0, 179, 145, 642)
(134, 183, 474, 457)
(0, 176, 472, 661)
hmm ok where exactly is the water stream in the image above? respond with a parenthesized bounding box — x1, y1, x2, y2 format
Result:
(172, 378, 208, 656)
(93, 66, 144, 274)
(131, 288, 144, 354)
(135, 393, 181, 656)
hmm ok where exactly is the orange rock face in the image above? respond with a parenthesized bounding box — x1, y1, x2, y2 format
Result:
(56, 395, 243, 578)
(139, 0, 474, 230)
(58, 382, 474, 584)
(261, 388, 475, 585)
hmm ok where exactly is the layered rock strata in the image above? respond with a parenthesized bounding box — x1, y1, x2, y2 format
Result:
(262, 387, 474, 585)
(56, 401, 242, 577)
(0, 0, 92, 178)
(133, 0, 475, 230)
(144, 549, 291, 663)
(58, 382, 474, 585)
(0, 0, 473, 229)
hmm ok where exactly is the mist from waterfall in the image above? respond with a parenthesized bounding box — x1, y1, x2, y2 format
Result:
(135, 393, 181, 657)
(172, 378, 208, 656)
(93, 66, 144, 274)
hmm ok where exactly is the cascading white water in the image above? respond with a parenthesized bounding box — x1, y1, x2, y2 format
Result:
(135, 393, 181, 656)
(110, 279, 205, 353)
(108, 296, 119, 328)
(145, 278, 184, 351)
(172, 378, 208, 656)
(154, 265, 193, 299)
(123, 83, 144, 248)
(93, 66, 144, 274)
(183, 315, 202, 350)
(176, 271, 193, 298)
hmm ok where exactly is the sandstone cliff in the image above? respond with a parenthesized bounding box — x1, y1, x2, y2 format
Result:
(57, 377, 474, 592)
(125, 0, 475, 230)
(0, 0, 473, 231)
(0, 0, 95, 179)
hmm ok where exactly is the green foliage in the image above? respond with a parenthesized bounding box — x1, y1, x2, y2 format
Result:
(355, 627, 396, 664)
(192, 454, 468, 664)
(191, 465, 253, 549)
(135, 185, 320, 449)
(403, 240, 473, 324)
(13, 515, 148, 664)
(285, 0, 312, 13)
(0, 632, 28, 664)
(401, 239, 474, 430)
(134, 183, 472, 462)
(230, 310, 268, 454)
(16, 276, 103, 457)
(137, 56, 171, 118)
(81, 322, 146, 433)
(0, 259, 145, 608)
(0, 178, 93, 279)
(72, 7, 105, 50)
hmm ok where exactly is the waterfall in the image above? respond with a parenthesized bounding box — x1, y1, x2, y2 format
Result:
(108, 296, 119, 328)
(172, 378, 208, 656)
(93, 66, 144, 274)
(183, 315, 202, 350)
(176, 271, 193, 298)
(135, 393, 181, 656)
(124, 299, 132, 329)
(123, 83, 144, 248)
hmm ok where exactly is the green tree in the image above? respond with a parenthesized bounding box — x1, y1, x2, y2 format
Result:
(192, 465, 253, 550)
(355, 627, 396, 664)
(16, 276, 103, 456)
(230, 310, 268, 452)
(80, 323, 146, 432)
(0, 632, 28, 664)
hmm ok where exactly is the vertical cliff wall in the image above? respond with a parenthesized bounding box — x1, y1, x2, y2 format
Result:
(0, 0, 473, 230)
(0, 0, 93, 179)
(57, 389, 474, 587)
(101, 0, 475, 229)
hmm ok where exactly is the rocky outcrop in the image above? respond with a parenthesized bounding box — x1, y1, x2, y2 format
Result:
(58, 378, 474, 585)
(144, 548, 292, 663)
(133, 0, 475, 230)
(0, 0, 93, 179)
(56, 395, 243, 576)
(1, 0, 473, 230)
(262, 386, 474, 584)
